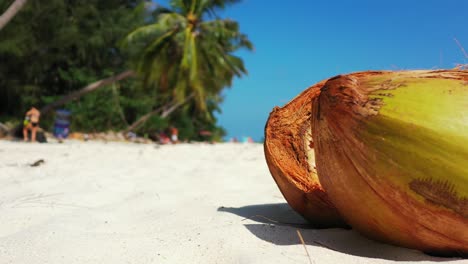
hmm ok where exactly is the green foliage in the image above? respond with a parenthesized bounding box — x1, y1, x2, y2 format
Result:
(0, 0, 146, 116)
(0, 0, 251, 141)
(65, 87, 125, 132)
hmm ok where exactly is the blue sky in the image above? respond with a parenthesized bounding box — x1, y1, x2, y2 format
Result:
(157, 0, 468, 141)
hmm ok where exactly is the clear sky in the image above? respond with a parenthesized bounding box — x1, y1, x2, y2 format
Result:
(156, 0, 468, 141)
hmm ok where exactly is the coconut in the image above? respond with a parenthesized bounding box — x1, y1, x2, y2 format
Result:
(264, 80, 347, 228)
(311, 70, 468, 256)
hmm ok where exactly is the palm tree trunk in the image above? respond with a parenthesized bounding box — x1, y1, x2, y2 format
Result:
(0, 122, 9, 136)
(161, 93, 194, 118)
(125, 93, 194, 133)
(0, 0, 28, 31)
(40, 70, 135, 115)
(124, 105, 167, 133)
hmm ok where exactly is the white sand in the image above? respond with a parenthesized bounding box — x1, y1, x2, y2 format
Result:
(0, 140, 464, 264)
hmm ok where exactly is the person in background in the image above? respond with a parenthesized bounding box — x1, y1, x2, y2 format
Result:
(23, 107, 41, 142)
(159, 131, 170, 144)
(170, 126, 179, 143)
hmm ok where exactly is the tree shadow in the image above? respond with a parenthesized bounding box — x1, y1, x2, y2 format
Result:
(218, 203, 462, 262)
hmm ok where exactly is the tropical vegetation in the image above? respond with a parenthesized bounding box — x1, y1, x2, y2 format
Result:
(0, 0, 252, 142)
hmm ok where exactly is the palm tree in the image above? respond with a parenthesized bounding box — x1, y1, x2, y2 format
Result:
(122, 0, 253, 115)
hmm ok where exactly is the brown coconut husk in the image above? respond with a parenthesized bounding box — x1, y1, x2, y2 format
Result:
(264, 79, 347, 228)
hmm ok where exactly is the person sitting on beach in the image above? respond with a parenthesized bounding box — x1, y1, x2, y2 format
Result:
(159, 131, 171, 144)
(23, 107, 40, 142)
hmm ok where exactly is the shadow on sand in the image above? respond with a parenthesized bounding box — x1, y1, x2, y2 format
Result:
(218, 203, 461, 262)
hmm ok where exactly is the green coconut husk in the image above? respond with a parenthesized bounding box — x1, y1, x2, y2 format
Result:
(312, 70, 468, 256)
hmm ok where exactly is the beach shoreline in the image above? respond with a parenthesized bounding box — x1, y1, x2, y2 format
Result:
(0, 140, 461, 263)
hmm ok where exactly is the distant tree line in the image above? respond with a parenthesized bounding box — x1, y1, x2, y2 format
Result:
(0, 0, 252, 141)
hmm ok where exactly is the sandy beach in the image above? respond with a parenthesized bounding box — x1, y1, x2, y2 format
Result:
(0, 140, 464, 264)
